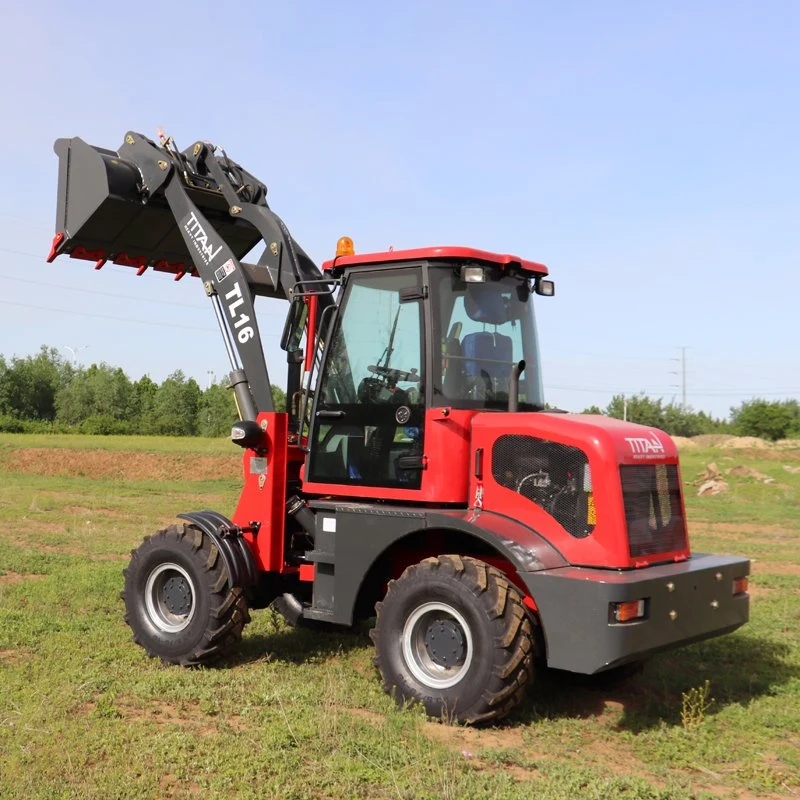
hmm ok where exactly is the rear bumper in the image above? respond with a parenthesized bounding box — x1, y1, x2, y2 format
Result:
(519, 553, 750, 674)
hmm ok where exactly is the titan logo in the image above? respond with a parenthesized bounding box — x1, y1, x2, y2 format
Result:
(183, 212, 222, 265)
(624, 432, 666, 457)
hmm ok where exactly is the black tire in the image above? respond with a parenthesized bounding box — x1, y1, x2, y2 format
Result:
(122, 523, 250, 665)
(370, 555, 536, 724)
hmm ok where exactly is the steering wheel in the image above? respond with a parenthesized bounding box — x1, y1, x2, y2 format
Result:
(367, 364, 421, 384)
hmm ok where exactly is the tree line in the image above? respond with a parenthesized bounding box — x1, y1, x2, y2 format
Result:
(0, 346, 285, 437)
(581, 393, 800, 441)
(1, 347, 797, 440)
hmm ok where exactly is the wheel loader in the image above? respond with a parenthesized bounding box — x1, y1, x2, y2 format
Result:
(49, 130, 750, 723)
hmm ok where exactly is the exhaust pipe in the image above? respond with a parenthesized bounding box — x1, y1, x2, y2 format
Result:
(509, 360, 526, 413)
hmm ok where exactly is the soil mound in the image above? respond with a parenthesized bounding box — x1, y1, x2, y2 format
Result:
(719, 436, 770, 449)
(691, 434, 735, 447)
(1, 448, 240, 482)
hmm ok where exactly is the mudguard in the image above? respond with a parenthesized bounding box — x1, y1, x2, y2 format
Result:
(177, 510, 258, 588)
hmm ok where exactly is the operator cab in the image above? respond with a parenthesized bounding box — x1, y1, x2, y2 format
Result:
(295, 247, 551, 494)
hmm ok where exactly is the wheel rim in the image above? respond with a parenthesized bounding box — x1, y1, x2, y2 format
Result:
(144, 562, 196, 633)
(402, 601, 473, 689)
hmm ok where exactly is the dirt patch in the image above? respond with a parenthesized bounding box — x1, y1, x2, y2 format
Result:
(424, 710, 779, 800)
(682, 436, 800, 460)
(726, 465, 776, 483)
(159, 774, 203, 797)
(61, 505, 128, 518)
(694, 463, 729, 495)
(750, 561, 800, 577)
(425, 717, 527, 755)
(79, 697, 245, 735)
(0, 648, 32, 665)
(10, 535, 85, 557)
(693, 522, 789, 537)
(0, 572, 46, 586)
(719, 437, 771, 450)
(691, 435, 737, 447)
(1, 448, 240, 482)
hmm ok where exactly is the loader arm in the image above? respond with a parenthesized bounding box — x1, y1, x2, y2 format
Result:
(50, 131, 327, 417)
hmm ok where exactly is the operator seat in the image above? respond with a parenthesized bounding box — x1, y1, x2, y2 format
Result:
(461, 284, 513, 400)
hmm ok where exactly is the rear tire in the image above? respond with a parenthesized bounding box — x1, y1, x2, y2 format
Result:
(122, 523, 250, 665)
(371, 555, 535, 724)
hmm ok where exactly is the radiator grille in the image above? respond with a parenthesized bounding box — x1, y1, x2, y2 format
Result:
(620, 464, 687, 557)
(492, 434, 595, 539)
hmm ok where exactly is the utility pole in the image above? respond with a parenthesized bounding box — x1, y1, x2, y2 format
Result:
(670, 347, 688, 408)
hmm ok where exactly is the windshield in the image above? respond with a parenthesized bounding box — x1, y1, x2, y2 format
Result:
(432, 268, 544, 411)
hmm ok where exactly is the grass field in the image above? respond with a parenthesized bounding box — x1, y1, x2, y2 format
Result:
(0, 433, 798, 799)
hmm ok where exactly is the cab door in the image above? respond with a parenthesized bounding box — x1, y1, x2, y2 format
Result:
(306, 268, 426, 491)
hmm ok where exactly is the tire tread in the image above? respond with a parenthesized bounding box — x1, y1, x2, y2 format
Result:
(122, 523, 249, 666)
(371, 554, 536, 725)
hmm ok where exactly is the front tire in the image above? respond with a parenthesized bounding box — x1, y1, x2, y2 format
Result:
(371, 555, 536, 724)
(122, 523, 250, 665)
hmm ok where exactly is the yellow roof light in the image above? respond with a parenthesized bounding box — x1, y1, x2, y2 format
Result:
(336, 236, 355, 257)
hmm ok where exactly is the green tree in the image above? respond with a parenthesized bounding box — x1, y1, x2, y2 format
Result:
(271, 385, 287, 414)
(0, 346, 71, 420)
(56, 364, 136, 426)
(133, 375, 158, 432)
(604, 394, 666, 428)
(196, 383, 237, 436)
(151, 371, 202, 436)
(585, 394, 729, 437)
(730, 399, 800, 441)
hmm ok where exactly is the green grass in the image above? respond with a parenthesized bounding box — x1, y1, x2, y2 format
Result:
(0, 432, 234, 454)
(0, 436, 798, 798)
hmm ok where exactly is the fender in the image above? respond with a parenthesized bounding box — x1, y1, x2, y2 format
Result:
(304, 502, 567, 625)
(177, 510, 258, 588)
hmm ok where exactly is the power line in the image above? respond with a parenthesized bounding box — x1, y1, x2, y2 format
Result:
(0, 299, 216, 332)
(545, 384, 800, 398)
(0, 246, 52, 259)
(0, 298, 282, 338)
(1, 274, 207, 310)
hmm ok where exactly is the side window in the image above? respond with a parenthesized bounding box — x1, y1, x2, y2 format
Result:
(434, 270, 543, 410)
(309, 270, 426, 489)
(328, 281, 423, 406)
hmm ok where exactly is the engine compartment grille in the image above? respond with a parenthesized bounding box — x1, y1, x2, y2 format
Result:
(492, 434, 595, 539)
(620, 464, 688, 557)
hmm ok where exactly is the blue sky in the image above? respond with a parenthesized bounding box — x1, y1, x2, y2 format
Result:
(0, 1, 797, 418)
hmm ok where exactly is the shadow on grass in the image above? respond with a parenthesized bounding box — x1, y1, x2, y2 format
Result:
(224, 616, 371, 668)
(510, 632, 796, 731)
(218, 616, 795, 732)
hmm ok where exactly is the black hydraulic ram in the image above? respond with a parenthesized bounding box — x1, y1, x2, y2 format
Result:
(50, 131, 328, 421)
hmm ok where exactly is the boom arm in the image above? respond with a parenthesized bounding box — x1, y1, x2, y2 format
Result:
(50, 130, 325, 417)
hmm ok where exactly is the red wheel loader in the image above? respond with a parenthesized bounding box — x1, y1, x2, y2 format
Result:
(50, 131, 750, 724)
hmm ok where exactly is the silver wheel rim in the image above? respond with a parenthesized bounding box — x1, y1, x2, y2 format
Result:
(402, 601, 473, 689)
(144, 562, 196, 633)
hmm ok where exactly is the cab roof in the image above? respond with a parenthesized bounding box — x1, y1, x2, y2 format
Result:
(321, 246, 549, 275)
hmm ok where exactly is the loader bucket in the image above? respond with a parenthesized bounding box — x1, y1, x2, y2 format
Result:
(51, 137, 262, 276)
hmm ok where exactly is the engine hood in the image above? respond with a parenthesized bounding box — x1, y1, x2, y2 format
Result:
(469, 412, 689, 569)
